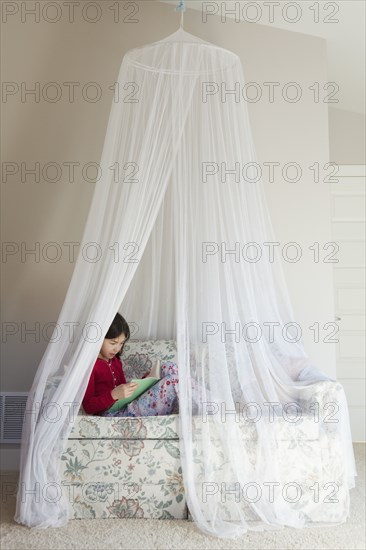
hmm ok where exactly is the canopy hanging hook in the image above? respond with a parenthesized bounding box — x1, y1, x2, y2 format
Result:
(175, 0, 186, 28)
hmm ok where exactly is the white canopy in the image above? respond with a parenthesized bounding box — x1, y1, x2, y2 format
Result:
(15, 27, 356, 537)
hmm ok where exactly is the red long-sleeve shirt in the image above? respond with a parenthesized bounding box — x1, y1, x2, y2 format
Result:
(82, 356, 126, 415)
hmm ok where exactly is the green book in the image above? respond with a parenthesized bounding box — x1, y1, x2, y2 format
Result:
(107, 360, 161, 413)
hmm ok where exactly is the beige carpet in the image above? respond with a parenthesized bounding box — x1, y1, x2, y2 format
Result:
(1, 443, 364, 550)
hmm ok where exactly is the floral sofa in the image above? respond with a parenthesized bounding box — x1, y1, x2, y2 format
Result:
(60, 340, 184, 520)
(59, 340, 351, 523)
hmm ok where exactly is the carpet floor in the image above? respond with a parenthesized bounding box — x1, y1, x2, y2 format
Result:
(1, 443, 364, 550)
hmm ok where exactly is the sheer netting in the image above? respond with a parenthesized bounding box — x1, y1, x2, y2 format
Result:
(15, 28, 357, 537)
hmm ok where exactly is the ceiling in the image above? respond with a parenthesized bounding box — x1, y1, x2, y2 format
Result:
(159, 0, 365, 115)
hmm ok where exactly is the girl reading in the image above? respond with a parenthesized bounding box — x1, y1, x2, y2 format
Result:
(82, 313, 179, 417)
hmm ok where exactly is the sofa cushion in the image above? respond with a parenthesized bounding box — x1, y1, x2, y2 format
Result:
(69, 413, 180, 440)
(69, 409, 319, 441)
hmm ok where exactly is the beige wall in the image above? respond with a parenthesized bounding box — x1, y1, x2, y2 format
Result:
(2, 0, 335, 392)
(329, 107, 366, 165)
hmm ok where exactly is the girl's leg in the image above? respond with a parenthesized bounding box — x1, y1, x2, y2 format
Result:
(102, 361, 179, 417)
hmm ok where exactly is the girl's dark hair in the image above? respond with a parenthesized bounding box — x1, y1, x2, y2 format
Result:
(105, 313, 130, 357)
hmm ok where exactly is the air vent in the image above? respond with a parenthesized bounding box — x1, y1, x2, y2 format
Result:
(0, 393, 28, 443)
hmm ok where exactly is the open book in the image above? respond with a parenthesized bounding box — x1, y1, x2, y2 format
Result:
(107, 359, 162, 413)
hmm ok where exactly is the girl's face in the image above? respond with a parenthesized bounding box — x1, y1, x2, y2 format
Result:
(99, 333, 127, 361)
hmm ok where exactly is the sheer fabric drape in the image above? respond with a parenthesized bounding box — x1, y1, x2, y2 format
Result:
(15, 29, 356, 537)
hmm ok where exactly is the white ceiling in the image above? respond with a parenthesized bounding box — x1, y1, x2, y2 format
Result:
(159, 0, 365, 115)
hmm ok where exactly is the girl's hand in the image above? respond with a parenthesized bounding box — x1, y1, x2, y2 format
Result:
(111, 382, 138, 400)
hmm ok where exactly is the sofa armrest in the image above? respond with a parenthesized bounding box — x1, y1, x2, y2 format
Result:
(299, 380, 345, 429)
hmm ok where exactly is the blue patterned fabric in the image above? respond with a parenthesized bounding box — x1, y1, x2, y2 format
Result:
(101, 362, 179, 417)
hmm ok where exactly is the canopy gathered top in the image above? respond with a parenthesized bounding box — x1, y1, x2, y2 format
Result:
(15, 26, 356, 538)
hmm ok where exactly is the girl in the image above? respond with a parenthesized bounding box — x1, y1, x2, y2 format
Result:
(82, 313, 179, 417)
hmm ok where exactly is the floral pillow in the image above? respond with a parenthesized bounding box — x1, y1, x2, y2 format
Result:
(122, 352, 153, 382)
(120, 340, 177, 382)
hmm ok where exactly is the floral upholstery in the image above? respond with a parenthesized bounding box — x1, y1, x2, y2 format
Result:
(121, 339, 177, 382)
(62, 414, 185, 520)
(59, 340, 350, 523)
(61, 340, 184, 520)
